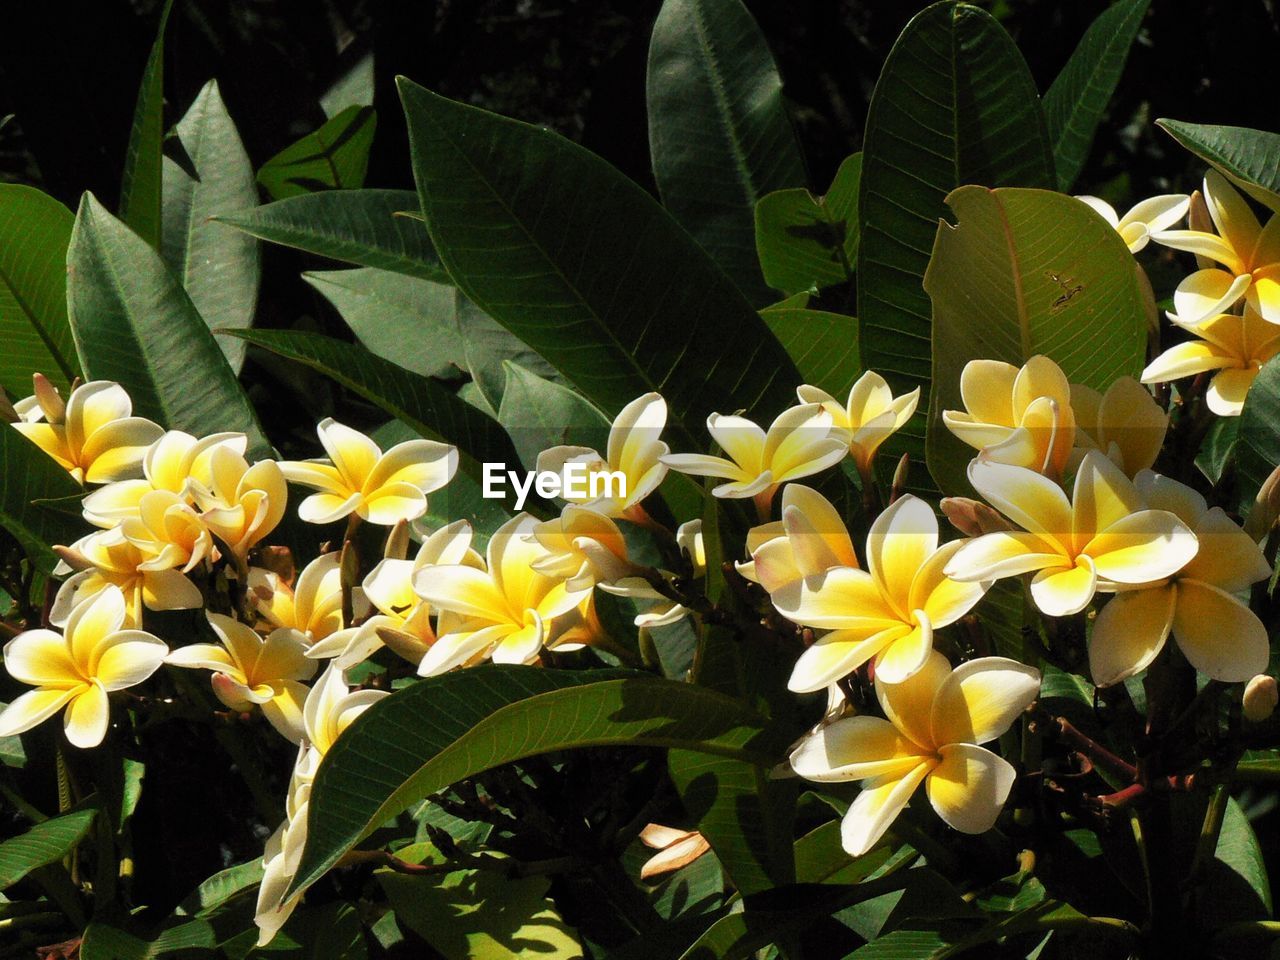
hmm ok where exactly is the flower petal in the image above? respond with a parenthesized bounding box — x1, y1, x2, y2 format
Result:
(63, 680, 110, 748)
(1085, 510, 1198, 584)
(872, 615, 933, 685)
(1141, 340, 1237, 384)
(967, 459, 1071, 553)
(1088, 585, 1175, 687)
(261, 680, 309, 744)
(357, 482, 428, 526)
(867, 495, 937, 619)
(840, 763, 932, 857)
(910, 539, 989, 627)
(1206, 368, 1257, 416)
(943, 531, 1062, 582)
(930, 657, 1041, 746)
(365, 439, 457, 497)
(925, 743, 1016, 834)
(1171, 579, 1270, 682)
(875, 649, 950, 751)
(1170, 269, 1251, 326)
(787, 625, 905, 693)
(790, 715, 928, 782)
(93, 630, 168, 691)
(0, 687, 79, 738)
(297, 491, 363, 525)
(2, 629, 79, 686)
(1029, 557, 1097, 617)
(771, 567, 898, 630)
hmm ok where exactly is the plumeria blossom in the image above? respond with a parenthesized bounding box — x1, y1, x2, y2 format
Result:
(661, 404, 848, 506)
(11, 376, 163, 484)
(412, 514, 591, 675)
(248, 553, 352, 649)
(1069, 376, 1168, 476)
(796, 372, 919, 476)
(0, 586, 167, 748)
(191, 446, 288, 559)
(789, 652, 1040, 856)
(946, 452, 1199, 616)
(942, 356, 1076, 479)
(279, 418, 457, 526)
(736, 484, 859, 595)
(638, 824, 712, 880)
(167, 614, 317, 743)
(775, 495, 990, 690)
(1076, 194, 1189, 253)
(531, 505, 635, 591)
(118, 490, 214, 573)
(536, 392, 670, 519)
(599, 519, 704, 628)
(1088, 472, 1270, 686)
(1152, 171, 1280, 325)
(1141, 306, 1280, 415)
(52, 529, 203, 627)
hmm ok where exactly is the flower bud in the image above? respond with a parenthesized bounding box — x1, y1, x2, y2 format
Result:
(0, 391, 17, 425)
(940, 497, 1012, 537)
(1244, 463, 1280, 541)
(31, 373, 66, 424)
(1187, 189, 1213, 270)
(1243, 674, 1278, 723)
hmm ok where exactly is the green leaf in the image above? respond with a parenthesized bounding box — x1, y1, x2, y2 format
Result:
(458, 291, 561, 414)
(216, 189, 449, 282)
(754, 153, 859, 297)
(0, 808, 97, 890)
(291, 665, 781, 896)
(223, 328, 522, 508)
(303, 268, 465, 380)
(759, 298, 859, 399)
(0, 428, 88, 571)
(173, 861, 265, 917)
(66, 194, 270, 457)
(257, 106, 377, 201)
(923, 187, 1147, 494)
(1196, 414, 1238, 485)
(80, 919, 216, 960)
(497, 361, 611, 471)
(119, 0, 174, 249)
(1232, 354, 1280, 518)
(0, 708, 26, 767)
(1157, 119, 1280, 213)
(646, 0, 806, 305)
(794, 822, 894, 886)
(0, 185, 81, 395)
(1043, 0, 1151, 191)
(397, 79, 801, 452)
(1206, 797, 1273, 921)
(858, 1, 1055, 490)
(161, 80, 260, 373)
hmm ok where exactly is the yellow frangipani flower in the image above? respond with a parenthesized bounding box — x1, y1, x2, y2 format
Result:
(10, 376, 163, 485)
(536, 392, 670, 519)
(279, 418, 457, 526)
(52, 529, 203, 628)
(1068, 376, 1168, 476)
(118, 489, 214, 573)
(0, 586, 167, 748)
(775, 494, 990, 691)
(531, 505, 634, 591)
(166, 613, 317, 743)
(796, 371, 919, 475)
(789, 651, 1040, 856)
(1141, 306, 1280, 416)
(598, 519, 704, 628)
(942, 356, 1076, 479)
(247, 552, 350, 648)
(945, 451, 1199, 616)
(736, 484, 859, 595)
(546, 591, 608, 652)
(191, 445, 288, 559)
(661, 403, 848, 507)
(1088, 472, 1270, 686)
(413, 514, 591, 675)
(1076, 194, 1189, 253)
(1152, 171, 1280, 325)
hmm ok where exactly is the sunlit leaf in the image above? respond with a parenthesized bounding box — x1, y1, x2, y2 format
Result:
(755, 154, 859, 297)
(1158, 119, 1280, 213)
(257, 106, 376, 201)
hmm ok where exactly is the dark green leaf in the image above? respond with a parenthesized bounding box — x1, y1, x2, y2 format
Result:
(0, 184, 81, 395)
(0, 809, 97, 890)
(66, 194, 270, 457)
(257, 106, 376, 201)
(1205, 798, 1273, 921)
(793, 822, 893, 886)
(291, 665, 782, 896)
(1197, 414, 1238, 485)
(216, 189, 449, 282)
(118, 0, 174, 249)
(754, 153, 860, 297)
(1234, 354, 1280, 518)
(646, 0, 806, 305)
(80, 919, 216, 960)
(1043, 0, 1151, 190)
(173, 861, 264, 917)
(497, 361, 611, 471)
(1, 428, 88, 570)
(458, 291, 561, 413)
(1157, 119, 1280, 213)
(923, 187, 1148, 494)
(302, 268, 466, 379)
(161, 80, 260, 373)
(858, 1, 1055, 491)
(398, 79, 800, 453)
(759, 299, 859, 399)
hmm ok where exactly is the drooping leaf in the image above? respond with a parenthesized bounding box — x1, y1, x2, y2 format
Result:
(1157, 119, 1280, 213)
(858, 1, 1055, 491)
(397, 79, 800, 453)
(161, 80, 260, 372)
(1, 427, 91, 571)
(923, 187, 1148, 494)
(0, 808, 97, 890)
(1043, 0, 1151, 191)
(79, 919, 216, 960)
(1228, 355, 1280, 519)
(497, 361, 611, 471)
(290, 666, 781, 896)
(118, 0, 174, 249)
(646, 0, 806, 305)
(0, 184, 80, 395)
(760, 299, 859, 399)
(302, 268, 465, 380)
(221, 328, 522, 509)
(215, 189, 449, 282)
(754, 153, 860, 297)
(66, 194, 270, 457)
(257, 106, 377, 201)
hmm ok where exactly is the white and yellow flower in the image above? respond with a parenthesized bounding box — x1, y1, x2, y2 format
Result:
(775, 495, 989, 690)
(279, 418, 457, 526)
(52, 529, 203, 628)
(247, 553, 350, 649)
(1076, 194, 1189, 254)
(598, 519, 704, 628)
(736, 484, 859, 595)
(796, 372, 919, 476)
(945, 452, 1199, 616)
(117, 490, 214, 573)
(192, 446, 288, 559)
(789, 651, 1040, 856)
(0, 586, 167, 748)
(1069, 376, 1168, 476)
(530, 505, 634, 591)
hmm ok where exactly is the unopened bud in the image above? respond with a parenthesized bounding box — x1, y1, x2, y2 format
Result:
(52, 544, 92, 572)
(888, 453, 910, 504)
(941, 497, 1012, 537)
(1245, 463, 1280, 541)
(384, 519, 410, 562)
(1243, 674, 1278, 723)
(1187, 190, 1213, 270)
(0, 391, 17, 424)
(31, 373, 66, 424)
(256, 545, 295, 585)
